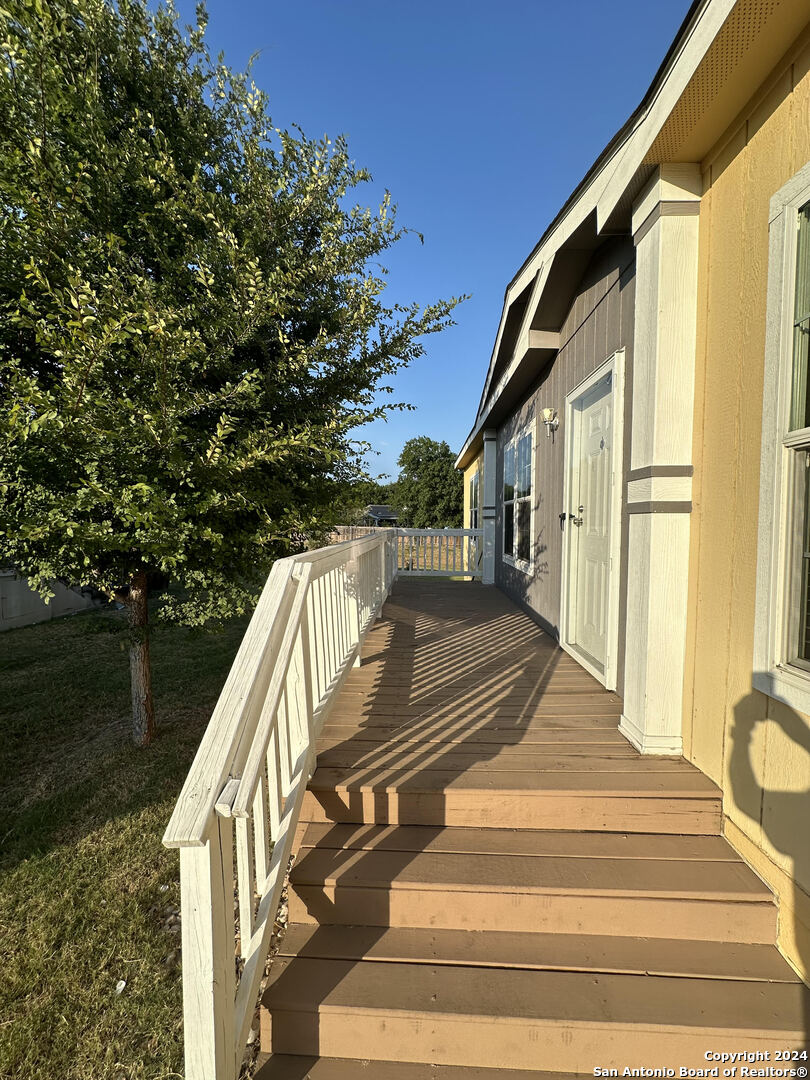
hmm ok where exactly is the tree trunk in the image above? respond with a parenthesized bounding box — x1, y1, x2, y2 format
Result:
(128, 570, 156, 747)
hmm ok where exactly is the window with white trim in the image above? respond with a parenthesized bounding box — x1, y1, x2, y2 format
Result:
(503, 424, 533, 570)
(469, 471, 479, 530)
(754, 163, 810, 713)
(791, 200, 810, 663)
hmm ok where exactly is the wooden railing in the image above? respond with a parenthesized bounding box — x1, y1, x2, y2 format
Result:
(163, 527, 481, 1080)
(332, 526, 482, 578)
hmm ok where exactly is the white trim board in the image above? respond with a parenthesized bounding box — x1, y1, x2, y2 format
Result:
(753, 159, 810, 717)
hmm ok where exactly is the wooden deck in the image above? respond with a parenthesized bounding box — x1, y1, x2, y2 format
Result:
(304, 577, 720, 833)
(259, 579, 808, 1077)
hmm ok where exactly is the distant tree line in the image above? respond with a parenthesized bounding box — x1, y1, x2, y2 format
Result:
(341, 436, 462, 528)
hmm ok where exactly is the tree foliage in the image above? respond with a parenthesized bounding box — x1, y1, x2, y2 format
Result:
(0, 0, 460, 741)
(394, 437, 462, 529)
(333, 477, 396, 524)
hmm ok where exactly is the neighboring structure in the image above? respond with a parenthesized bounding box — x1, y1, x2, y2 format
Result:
(361, 504, 399, 527)
(0, 569, 96, 631)
(457, 0, 810, 982)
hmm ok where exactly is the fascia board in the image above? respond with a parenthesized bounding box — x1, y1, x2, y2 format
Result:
(455, 428, 481, 471)
(476, 274, 537, 421)
(476, 151, 623, 425)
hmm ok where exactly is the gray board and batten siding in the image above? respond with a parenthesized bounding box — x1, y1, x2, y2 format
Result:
(495, 236, 635, 697)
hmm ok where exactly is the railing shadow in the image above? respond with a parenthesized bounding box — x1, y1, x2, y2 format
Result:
(260, 576, 621, 1073)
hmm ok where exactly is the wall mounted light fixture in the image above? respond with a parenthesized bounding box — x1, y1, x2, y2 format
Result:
(541, 407, 559, 438)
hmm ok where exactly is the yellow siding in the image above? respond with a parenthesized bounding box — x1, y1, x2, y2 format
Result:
(462, 453, 484, 529)
(685, 35, 810, 980)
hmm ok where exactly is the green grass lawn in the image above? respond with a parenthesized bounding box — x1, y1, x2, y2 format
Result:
(0, 605, 247, 1080)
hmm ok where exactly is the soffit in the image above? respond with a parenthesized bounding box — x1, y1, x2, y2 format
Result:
(645, 0, 810, 163)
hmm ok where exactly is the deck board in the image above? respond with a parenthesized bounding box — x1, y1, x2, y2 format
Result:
(316, 578, 710, 794)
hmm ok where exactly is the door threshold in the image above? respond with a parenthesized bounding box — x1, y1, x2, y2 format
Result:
(560, 638, 612, 690)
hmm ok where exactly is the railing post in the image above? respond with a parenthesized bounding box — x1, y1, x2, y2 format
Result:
(179, 816, 236, 1080)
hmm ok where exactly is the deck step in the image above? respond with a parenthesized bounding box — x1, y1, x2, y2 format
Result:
(260, 957, 808, 1070)
(288, 838, 774, 942)
(317, 729, 645, 748)
(314, 748, 689, 771)
(298, 822, 741, 860)
(301, 766, 721, 833)
(255, 1057, 586, 1079)
(278, 924, 800, 982)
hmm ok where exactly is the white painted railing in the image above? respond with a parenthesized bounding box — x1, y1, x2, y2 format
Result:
(332, 526, 482, 578)
(163, 527, 481, 1080)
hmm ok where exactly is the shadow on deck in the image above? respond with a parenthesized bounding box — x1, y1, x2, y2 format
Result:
(256, 578, 807, 1078)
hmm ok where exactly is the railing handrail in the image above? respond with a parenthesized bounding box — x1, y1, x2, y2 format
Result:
(163, 533, 387, 850)
(395, 527, 480, 535)
(163, 557, 297, 849)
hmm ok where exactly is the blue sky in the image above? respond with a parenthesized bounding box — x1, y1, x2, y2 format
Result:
(175, 0, 690, 478)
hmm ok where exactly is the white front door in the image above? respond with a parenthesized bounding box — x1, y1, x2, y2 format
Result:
(565, 369, 614, 677)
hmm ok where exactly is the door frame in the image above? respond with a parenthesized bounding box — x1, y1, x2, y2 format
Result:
(559, 348, 625, 690)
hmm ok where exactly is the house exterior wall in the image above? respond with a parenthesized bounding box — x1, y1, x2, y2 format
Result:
(683, 34, 810, 980)
(494, 238, 636, 693)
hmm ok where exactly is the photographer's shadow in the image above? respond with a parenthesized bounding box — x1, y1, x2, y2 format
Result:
(728, 689, 810, 1040)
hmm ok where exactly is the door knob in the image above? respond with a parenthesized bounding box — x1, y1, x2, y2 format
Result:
(571, 505, 584, 526)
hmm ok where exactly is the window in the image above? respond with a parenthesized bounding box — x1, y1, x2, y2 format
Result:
(754, 163, 810, 713)
(469, 471, 479, 529)
(792, 201, 810, 663)
(503, 424, 533, 570)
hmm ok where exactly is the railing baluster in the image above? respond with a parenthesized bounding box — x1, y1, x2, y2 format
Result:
(299, 598, 315, 743)
(339, 565, 349, 659)
(312, 576, 325, 702)
(326, 570, 336, 681)
(235, 815, 255, 959)
(252, 767, 271, 889)
(277, 685, 291, 794)
(267, 725, 282, 837)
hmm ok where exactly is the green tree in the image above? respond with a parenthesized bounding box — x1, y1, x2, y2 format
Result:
(394, 437, 462, 529)
(334, 477, 396, 524)
(0, 0, 459, 744)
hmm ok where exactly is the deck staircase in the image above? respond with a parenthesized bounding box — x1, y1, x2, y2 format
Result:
(257, 580, 809, 1077)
